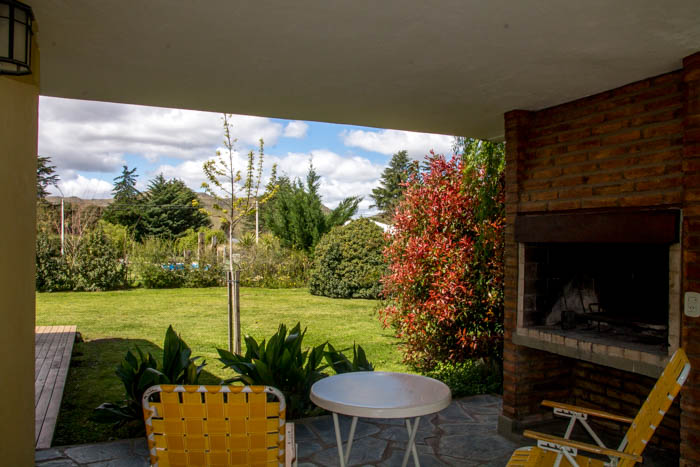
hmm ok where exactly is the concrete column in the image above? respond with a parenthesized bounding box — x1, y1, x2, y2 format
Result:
(0, 36, 40, 466)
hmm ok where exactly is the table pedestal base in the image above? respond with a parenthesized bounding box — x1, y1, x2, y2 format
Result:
(331, 413, 421, 467)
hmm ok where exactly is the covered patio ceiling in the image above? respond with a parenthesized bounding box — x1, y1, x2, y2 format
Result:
(32, 0, 700, 140)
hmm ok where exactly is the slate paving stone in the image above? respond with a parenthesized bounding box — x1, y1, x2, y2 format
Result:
(380, 448, 448, 467)
(297, 440, 324, 460)
(36, 448, 63, 462)
(312, 436, 388, 466)
(374, 422, 436, 443)
(439, 421, 496, 435)
(369, 417, 406, 426)
(88, 457, 149, 467)
(437, 433, 518, 462)
(458, 394, 500, 405)
(36, 460, 79, 467)
(310, 415, 381, 445)
(435, 403, 474, 423)
(130, 439, 149, 458)
(294, 422, 319, 443)
(440, 454, 483, 467)
(64, 440, 133, 464)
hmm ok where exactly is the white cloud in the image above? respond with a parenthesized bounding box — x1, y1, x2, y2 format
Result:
(153, 145, 260, 194)
(340, 128, 455, 159)
(49, 174, 114, 199)
(275, 149, 383, 183)
(283, 121, 309, 139)
(38, 97, 284, 173)
(272, 149, 384, 215)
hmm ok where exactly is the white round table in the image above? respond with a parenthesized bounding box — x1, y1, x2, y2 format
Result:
(310, 372, 451, 467)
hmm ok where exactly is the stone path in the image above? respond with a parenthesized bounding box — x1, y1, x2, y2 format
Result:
(36, 394, 518, 466)
(295, 394, 516, 466)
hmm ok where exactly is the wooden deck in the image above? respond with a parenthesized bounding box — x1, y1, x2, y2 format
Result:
(35, 325, 76, 449)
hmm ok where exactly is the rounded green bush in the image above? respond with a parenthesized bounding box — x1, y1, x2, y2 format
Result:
(309, 218, 386, 299)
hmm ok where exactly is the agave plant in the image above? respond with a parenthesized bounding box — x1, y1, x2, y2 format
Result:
(324, 342, 374, 374)
(217, 322, 328, 419)
(92, 325, 206, 425)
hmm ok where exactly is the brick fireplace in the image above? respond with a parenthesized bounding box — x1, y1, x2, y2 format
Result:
(500, 52, 700, 465)
(515, 210, 680, 376)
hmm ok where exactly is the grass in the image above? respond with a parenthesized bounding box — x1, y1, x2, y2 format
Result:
(36, 287, 407, 445)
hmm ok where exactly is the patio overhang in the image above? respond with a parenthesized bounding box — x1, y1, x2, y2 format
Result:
(3, 2, 700, 465)
(31, 0, 700, 140)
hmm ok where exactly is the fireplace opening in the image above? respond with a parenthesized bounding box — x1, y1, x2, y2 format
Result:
(522, 243, 670, 352)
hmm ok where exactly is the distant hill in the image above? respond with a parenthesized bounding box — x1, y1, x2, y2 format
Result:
(45, 196, 111, 208)
(45, 194, 333, 234)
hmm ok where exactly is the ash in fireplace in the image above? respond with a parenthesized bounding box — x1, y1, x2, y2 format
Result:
(545, 276, 598, 326)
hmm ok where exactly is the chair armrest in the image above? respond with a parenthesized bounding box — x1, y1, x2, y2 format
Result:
(523, 430, 642, 463)
(542, 400, 634, 424)
(285, 422, 297, 467)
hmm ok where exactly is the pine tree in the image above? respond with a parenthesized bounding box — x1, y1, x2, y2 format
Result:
(103, 165, 141, 232)
(137, 175, 210, 239)
(264, 163, 360, 252)
(37, 155, 59, 199)
(112, 165, 139, 201)
(370, 150, 417, 220)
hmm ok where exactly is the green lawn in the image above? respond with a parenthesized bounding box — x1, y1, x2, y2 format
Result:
(36, 287, 407, 445)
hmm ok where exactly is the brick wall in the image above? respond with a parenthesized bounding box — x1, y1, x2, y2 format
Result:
(573, 361, 680, 451)
(681, 52, 700, 467)
(519, 70, 683, 214)
(502, 52, 700, 465)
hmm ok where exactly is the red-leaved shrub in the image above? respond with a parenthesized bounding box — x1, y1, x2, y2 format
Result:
(380, 151, 505, 370)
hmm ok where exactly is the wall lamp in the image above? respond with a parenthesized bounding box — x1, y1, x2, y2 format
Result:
(0, 0, 34, 75)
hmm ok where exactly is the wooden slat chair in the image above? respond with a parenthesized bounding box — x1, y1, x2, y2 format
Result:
(506, 348, 691, 467)
(142, 384, 297, 467)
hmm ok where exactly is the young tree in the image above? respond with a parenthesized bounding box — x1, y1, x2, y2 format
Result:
(370, 150, 418, 220)
(241, 163, 279, 236)
(202, 114, 270, 271)
(264, 164, 360, 252)
(37, 155, 59, 199)
(201, 114, 271, 354)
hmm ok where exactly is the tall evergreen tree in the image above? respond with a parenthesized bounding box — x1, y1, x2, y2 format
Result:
(370, 150, 417, 220)
(137, 175, 210, 239)
(112, 165, 139, 201)
(264, 164, 360, 252)
(37, 155, 59, 199)
(103, 165, 141, 231)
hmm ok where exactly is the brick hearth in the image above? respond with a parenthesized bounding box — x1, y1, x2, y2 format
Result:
(500, 52, 700, 465)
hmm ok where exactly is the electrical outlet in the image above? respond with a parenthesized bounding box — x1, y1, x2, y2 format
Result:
(686, 292, 700, 318)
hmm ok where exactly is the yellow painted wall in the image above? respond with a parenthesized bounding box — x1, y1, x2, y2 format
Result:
(0, 73, 39, 464)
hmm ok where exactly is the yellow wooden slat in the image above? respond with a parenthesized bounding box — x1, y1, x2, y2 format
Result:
(623, 348, 689, 463)
(143, 384, 287, 467)
(507, 348, 691, 467)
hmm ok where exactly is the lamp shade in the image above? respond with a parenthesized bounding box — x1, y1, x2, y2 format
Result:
(0, 0, 33, 75)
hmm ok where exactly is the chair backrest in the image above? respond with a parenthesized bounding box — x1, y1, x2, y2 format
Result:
(620, 348, 691, 466)
(142, 384, 288, 467)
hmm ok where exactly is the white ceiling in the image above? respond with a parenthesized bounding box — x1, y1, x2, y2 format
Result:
(31, 0, 700, 140)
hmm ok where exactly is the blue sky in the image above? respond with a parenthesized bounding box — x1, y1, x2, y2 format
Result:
(38, 97, 456, 216)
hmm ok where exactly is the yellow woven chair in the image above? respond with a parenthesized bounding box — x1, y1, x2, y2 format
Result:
(506, 348, 691, 467)
(142, 384, 297, 467)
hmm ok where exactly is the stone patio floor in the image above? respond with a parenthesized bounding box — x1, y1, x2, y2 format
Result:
(35, 394, 519, 466)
